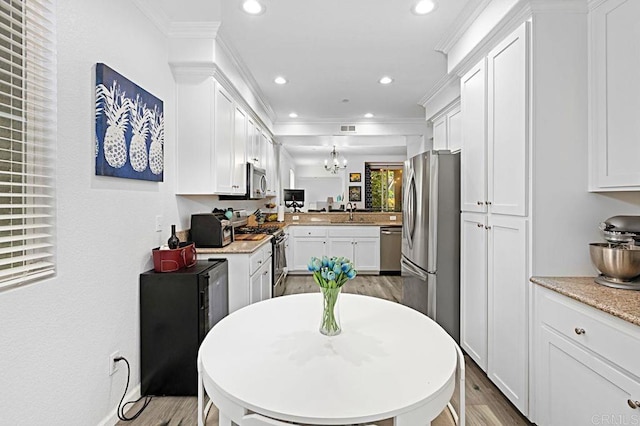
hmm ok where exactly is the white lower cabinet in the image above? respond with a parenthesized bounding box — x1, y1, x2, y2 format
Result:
(290, 226, 328, 272)
(460, 213, 528, 414)
(225, 242, 272, 313)
(250, 261, 271, 304)
(327, 226, 380, 273)
(487, 215, 528, 414)
(289, 225, 380, 273)
(460, 213, 488, 371)
(534, 286, 640, 425)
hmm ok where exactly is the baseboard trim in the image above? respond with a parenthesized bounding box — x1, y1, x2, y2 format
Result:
(97, 384, 141, 426)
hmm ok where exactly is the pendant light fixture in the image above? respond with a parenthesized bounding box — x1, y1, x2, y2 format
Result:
(324, 145, 347, 174)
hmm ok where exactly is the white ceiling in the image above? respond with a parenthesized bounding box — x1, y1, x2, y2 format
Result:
(151, 0, 472, 162)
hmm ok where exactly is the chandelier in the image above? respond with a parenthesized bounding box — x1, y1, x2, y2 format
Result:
(324, 145, 347, 174)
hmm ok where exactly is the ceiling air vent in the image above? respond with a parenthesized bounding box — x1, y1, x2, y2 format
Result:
(340, 124, 356, 133)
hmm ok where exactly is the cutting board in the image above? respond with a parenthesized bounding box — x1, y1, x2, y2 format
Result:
(234, 234, 267, 241)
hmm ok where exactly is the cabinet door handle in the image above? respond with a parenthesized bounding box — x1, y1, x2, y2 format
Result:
(258, 260, 262, 265)
(628, 400, 640, 409)
(485, 225, 491, 230)
(486, 201, 492, 205)
(476, 201, 483, 205)
(476, 223, 483, 228)
(574, 327, 586, 335)
(263, 271, 268, 276)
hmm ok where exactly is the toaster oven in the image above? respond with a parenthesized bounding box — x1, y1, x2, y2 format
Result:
(190, 213, 233, 248)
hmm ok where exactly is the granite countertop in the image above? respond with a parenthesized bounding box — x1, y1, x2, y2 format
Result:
(286, 221, 401, 227)
(530, 276, 640, 327)
(195, 236, 272, 255)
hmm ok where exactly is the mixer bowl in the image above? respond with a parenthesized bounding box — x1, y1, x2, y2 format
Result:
(589, 243, 640, 282)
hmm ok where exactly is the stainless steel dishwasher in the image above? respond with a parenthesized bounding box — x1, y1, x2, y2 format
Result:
(380, 226, 402, 273)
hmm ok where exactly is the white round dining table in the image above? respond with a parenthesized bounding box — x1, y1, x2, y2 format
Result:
(197, 293, 458, 426)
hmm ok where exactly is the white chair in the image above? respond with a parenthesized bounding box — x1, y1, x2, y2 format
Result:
(445, 341, 466, 426)
(242, 413, 294, 426)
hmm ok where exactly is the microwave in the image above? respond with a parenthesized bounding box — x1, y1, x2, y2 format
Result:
(247, 163, 267, 199)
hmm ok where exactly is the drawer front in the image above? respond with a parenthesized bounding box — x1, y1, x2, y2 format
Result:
(291, 226, 327, 237)
(263, 242, 273, 261)
(538, 287, 640, 378)
(250, 247, 267, 275)
(327, 226, 380, 238)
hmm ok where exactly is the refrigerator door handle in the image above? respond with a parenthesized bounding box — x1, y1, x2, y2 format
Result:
(404, 171, 417, 249)
(401, 256, 428, 281)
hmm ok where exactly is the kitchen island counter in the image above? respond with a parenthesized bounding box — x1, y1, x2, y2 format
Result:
(530, 276, 640, 327)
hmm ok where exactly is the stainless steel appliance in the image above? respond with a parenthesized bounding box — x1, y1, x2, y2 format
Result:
(272, 231, 288, 296)
(380, 226, 401, 273)
(401, 151, 460, 342)
(140, 259, 228, 395)
(190, 212, 233, 248)
(234, 224, 288, 296)
(590, 215, 640, 290)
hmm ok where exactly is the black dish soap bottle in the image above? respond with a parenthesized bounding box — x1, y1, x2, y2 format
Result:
(168, 224, 179, 249)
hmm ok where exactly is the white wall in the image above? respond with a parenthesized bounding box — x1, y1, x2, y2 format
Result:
(0, 1, 181, 424)
(529, 10, 640, 275)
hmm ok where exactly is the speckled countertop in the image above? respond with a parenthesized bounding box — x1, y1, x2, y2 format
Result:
(531, 277, 640, 327)
(196, 236, 272, 255)
(286, 221, 401, 227)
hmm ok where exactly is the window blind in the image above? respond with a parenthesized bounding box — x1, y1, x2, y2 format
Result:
(0, 0, 56, 289)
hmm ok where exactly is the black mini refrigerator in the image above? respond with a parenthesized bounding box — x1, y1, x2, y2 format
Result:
(139, 259, 228, 396)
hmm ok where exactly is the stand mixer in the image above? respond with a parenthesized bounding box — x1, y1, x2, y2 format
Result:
(590, 216, 640, 290)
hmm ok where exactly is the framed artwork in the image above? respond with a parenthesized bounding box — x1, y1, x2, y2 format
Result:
(95, 63, 164, 181)
(349, 186, 361, 202)
(349, 172, 361, 182)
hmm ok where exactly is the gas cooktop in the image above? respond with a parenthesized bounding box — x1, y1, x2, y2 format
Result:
(235, 225, 282, 235)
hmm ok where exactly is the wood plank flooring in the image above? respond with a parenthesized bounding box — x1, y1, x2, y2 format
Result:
(118, 275, 531, 426)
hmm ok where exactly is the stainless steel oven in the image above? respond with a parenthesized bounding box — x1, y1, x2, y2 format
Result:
(272, 231, 288, 297)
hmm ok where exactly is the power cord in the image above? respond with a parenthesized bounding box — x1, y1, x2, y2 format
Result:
(114, 356, 153, 421)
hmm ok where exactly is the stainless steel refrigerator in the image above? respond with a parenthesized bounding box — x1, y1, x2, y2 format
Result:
(401, 151, 460, 342)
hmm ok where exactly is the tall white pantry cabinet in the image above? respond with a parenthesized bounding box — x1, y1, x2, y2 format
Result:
(460, 21, 530, 416)
(459, 3, 592, 420)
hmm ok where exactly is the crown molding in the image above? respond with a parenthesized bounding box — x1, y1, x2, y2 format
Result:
(418, 73, 459, 107)
(215, 31, 277, 124)
(275, 118, 428, 126)
(168, 22, 221, 39)
(131, 0, 171, 35)
(588, 0, 607, 10)
(450, 0, 588, 77)
(435, 0, 493, 54)
(530, 0, 588, 13)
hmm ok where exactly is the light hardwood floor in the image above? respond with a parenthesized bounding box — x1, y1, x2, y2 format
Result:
(118, 275, 531, 426)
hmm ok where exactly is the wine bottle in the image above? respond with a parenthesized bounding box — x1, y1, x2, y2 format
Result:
(168, 224, 179, 249)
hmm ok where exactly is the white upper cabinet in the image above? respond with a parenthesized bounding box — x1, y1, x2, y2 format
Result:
(213, 84, 245, 195)
(461, 59, 487, 213)
(176, 76, 249, 195)
(589, 0, 640, 191)
(431, 101, 462, 153)
(247, 118, 260, 166)
(487, 23, 528, 216)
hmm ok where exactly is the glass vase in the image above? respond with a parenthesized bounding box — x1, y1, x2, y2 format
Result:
(319, 286, 341, 336)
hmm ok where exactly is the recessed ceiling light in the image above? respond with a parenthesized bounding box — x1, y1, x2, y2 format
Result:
(379, 76, 393, 85)
(364, 113, 374, 118)
(242, 0, 265, 15)
(412, 0, 435, 15)
(289, 112, 298, 118)
(274, 76, 287, 85)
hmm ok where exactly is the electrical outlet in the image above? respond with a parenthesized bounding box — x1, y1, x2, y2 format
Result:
(292, 215, 299, 221)
(109, 351, 120, 376)
(155, 215, 163, 232)
(390, 215, 397, 221)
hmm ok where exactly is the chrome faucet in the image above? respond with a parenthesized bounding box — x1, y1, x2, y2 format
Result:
(346, 202, 354, 221)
